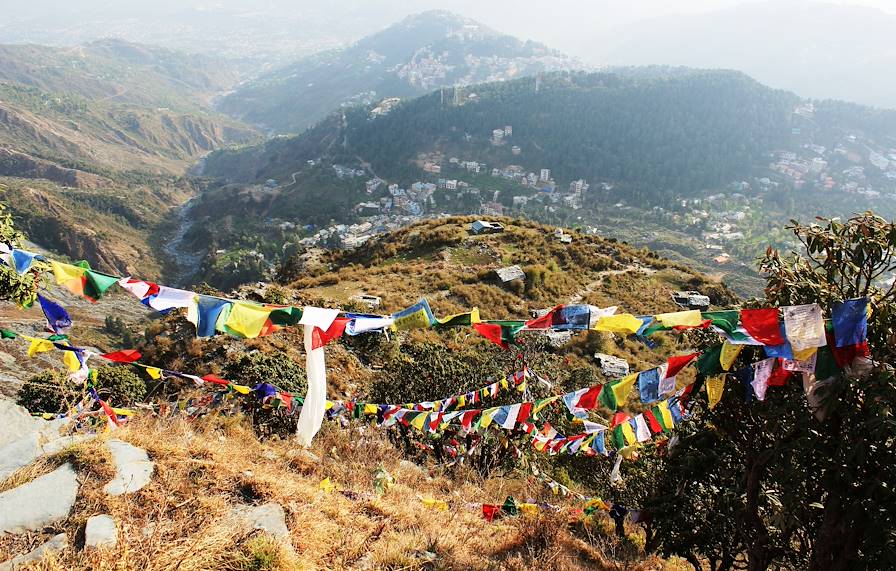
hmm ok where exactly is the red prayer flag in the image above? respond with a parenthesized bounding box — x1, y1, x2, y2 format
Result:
(201, 374, 230, 386)
(525, 305, 563, 329)
(517, 403, 533, 425)
(311, 317, 350, 350)
(672, 319, 712, 331)
(610, 411, 630, 428)
(101, 349, 142, 363)
(279, 392, 293, 411)
(99, 399, 121, 427)
(473, 322, 508, 349)
(576, 386, 603, 410)
(643, 410, 663, 434)
(483, 504, 501, 522)
(740, 308, 784, 345)
(767, 359, 791, 387)
(665, 353, 699, 377)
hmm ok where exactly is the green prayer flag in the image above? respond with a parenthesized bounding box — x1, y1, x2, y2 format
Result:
(702, 310, 740, 334)
(85, 270, 120, 300)
(269, 306, 302, 326)
(696, 344, 725, 376)
(1, 329, 17, 339)
(502, 495, 518, 516)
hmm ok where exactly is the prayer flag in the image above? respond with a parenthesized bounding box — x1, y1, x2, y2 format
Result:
(37, 294, 71, 335)
(740, 308, 784, 345)
(634, 415, 651, 442)
(702, 310, 739, 334)
(696, 344, 724, 376)
(101, 350, 142, 363)
(637, 368, 661, 403)
(224, 301, 273, 338)
(392, 299, 435, 330)
(435, 308, 480, 328)
(832, 298, 868, 348)
(311, 317, 350, 349)
(666, 353, 698, 377)
(751, 358, 775, 401)
(783, 304, 827, 352)
(599, 373, 637, 410)
(655, 310, 704, 328)
(147, 286, 195, 312)
(643, 409, 663, 433)
(705, 375, 725, 409)
(719, 342, 743, 371)
(594, 313, 644, 334)
(187, 295, 230, 337)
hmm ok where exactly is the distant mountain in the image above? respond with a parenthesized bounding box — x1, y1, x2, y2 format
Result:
(219, 10, 584, 133)
(595, 1, 896, 110)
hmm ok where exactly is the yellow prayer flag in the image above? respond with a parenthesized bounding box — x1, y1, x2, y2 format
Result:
(611, 373, 638, 407)
(479, 407, 498, 428)
(620, 422, 637, 445)
(658, 400, 675, 428)
(62, 350, 81, 372)
(793, 346, 818, 361)
(144, 367, 162, 380)
(705, 375, 725, 409)
(655, 310, 703, 328)
(50, 260, 85, 285)
(519, 503, 538, 515)
(319, 478, 336, 493)
(410, 413, 429, 431)
(224, 302, 273, 338)
(533, 396, 560, 415)
(231, 384, 252, 395)
(421, 498, 449, 511)
(516, 380, 527, 393)
(25, 336, 54, 358)
(719, 342, 743, 371)
(326, 400, 335, 410)
(500, 378, 509, 390)
(363, 403, 378, 415)
(594, 313, 643, 334)
(111, 407, 135, 417)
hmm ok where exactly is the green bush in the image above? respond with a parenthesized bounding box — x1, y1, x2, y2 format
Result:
(17, 365, 146, 413)
(223, 351, 307, 395)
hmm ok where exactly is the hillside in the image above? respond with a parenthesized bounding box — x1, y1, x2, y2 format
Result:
(219, 10, 584, 133)
(207, 70, 799, 198)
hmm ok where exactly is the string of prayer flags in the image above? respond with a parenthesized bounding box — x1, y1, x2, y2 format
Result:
(782, 304, 827, 352)
(0, 243, 41, 274)
(392, 299, 435, 330)
(740, 308, 785, 346)
(832, 298, 868, 347)
(37, 294, 72, 335)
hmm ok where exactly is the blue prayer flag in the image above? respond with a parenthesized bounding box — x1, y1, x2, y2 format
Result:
(37, 294, 72, 334)
(637, 368, 661, 403)
(832, 298, 868, 347)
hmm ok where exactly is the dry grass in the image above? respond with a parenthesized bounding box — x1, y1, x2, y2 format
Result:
(0, 414, 684, 570)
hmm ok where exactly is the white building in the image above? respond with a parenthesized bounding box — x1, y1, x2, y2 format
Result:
(492, 129, 504, 145)
(540, 169, 551, 182)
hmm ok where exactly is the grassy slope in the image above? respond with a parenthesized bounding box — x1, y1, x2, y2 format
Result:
(0, 415, 688, 570)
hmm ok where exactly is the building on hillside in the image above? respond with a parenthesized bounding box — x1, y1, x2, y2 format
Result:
(471, 220, 505, 234)
(492, 129, 504, 145)
(351, 294, 382, 310)
(495, 265, 525, 283)
(511, 145, 521, 155)
(366, 178, 384, 194)
(504, 125, 513, 136)
(423, 162, 442, 174)
(594, 353, 630, 378)
(671, 291, 711, 310)
(540, 169, 551, 182)
(480, 202, 504, 216)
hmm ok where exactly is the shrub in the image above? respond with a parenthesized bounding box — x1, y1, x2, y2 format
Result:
(17, 365, 146, 413)
(223, 351, 307, 395)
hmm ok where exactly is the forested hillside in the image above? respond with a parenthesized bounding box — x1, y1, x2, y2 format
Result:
(208, 70, 799, 201)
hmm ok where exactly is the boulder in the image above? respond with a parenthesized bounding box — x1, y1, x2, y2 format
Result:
(232, 503, 289, 539)
(0, 464, 78, 534)
(0, 401, 41, 449)
(104, 439, 154, 496)
(0, 533, 66, 570)
(84, 514, 117, 548)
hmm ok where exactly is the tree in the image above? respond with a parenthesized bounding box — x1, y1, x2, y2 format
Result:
(0, 203, 41, 307)
(647, 212, 896, 570)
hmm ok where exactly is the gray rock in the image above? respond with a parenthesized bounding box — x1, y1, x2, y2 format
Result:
(0, 432, 95, 481)
(0, 401, 41, 449)
(0, 464, 79, 534)
(0, 533, 66, 570)
(84, 514, 117, 548)
(103, 439, 154, 496)
(232, 503, 289, 539)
